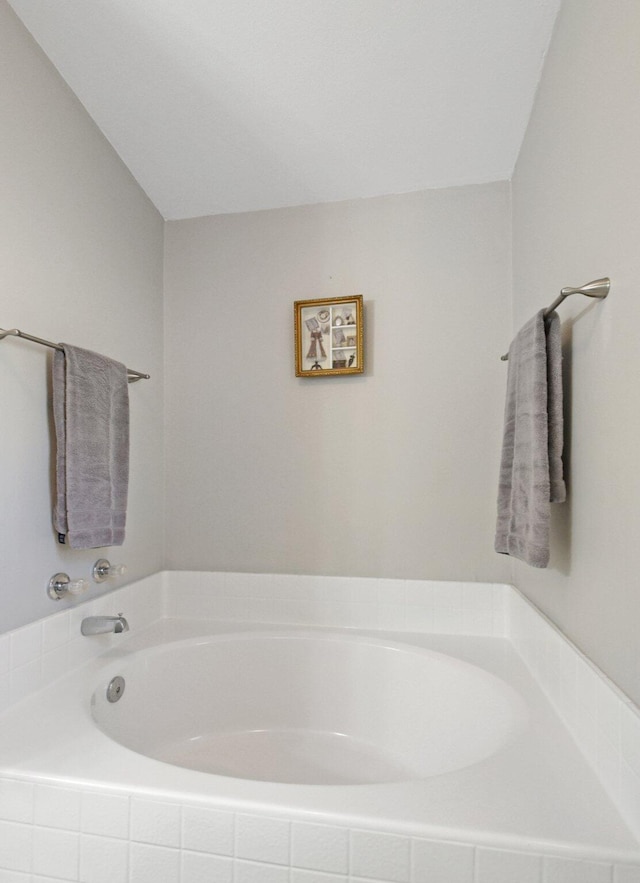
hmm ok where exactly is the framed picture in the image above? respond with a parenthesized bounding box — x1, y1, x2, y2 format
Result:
(294, 295, 364, 377)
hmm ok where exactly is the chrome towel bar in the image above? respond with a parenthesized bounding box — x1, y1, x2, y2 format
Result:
(500, 277, 610, 361)
(0, 327, 150, 382)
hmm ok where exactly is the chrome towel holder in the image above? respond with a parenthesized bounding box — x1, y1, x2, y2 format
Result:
(0, 327, 150, 381)
(500, 277, 610, 361)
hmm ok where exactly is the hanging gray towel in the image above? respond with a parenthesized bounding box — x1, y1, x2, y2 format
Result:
(495, 310, 565, 568)
(52, 344, 129, 549)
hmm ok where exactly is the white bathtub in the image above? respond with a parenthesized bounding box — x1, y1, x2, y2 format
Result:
(91, 630, 528, 785)
(1, 615, 639, 871)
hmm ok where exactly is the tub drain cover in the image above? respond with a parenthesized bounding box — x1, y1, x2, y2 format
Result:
(106, 676, 125, 703)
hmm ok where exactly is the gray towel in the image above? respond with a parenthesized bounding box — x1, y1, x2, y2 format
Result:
(53, 344, 129, 549)
(495, 310, 566, 568)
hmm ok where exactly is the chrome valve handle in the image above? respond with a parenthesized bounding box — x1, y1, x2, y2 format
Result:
(92, 559, 127, 583)
(47, 573, 89, 600)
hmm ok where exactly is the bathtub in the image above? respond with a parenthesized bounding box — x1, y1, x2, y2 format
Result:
(91, 630, 528, 786)
(1, 610, 639, 881)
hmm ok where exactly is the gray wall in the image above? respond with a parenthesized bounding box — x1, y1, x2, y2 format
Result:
(6, 0, 638, 713)
(164, 184, 512, 584)
(512, 0, 640, 705)
(0, 2, 165, 633)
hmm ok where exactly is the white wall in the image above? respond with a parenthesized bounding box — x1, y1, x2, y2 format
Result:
(512, 0, 640, 705)
(164, 184, 512, 584)
(0, 2, 165, 633)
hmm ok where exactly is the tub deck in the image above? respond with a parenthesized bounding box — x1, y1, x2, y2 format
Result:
(0, 620, 639, 864)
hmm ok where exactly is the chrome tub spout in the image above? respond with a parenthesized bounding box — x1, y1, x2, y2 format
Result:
(81, 614, 129, 636)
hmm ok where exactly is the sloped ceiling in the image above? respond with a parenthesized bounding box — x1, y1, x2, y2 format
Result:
(8, 0, 561, 219)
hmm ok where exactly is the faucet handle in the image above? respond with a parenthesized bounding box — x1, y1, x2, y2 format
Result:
(92, 559, 127, 583)
(47, 573, 89, 600)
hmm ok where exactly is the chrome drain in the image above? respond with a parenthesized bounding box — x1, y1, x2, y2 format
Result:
(106, 676, 125, 703)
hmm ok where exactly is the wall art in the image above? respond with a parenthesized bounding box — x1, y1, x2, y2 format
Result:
(294, 295, 364, 377)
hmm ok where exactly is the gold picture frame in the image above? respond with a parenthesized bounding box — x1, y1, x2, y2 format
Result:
(294, 295, 364, 377)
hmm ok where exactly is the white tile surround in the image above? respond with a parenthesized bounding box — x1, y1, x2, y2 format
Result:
(1, 571, 640, 883)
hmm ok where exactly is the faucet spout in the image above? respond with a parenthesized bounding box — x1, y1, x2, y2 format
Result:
(81, 614, 129, 636)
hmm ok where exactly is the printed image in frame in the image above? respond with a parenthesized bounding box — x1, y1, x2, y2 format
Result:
(294, 295, 364, 377)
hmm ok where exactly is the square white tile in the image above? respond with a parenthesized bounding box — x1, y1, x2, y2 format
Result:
(32, 826, 79, 880)
(614, 866, 640, 883)
(34, 784, 81, 830)
(235, 813, 290, 866)
(129, 842, 181, 883)
(476, 847, 541, 883)
(235, 859, 290, 883)
(81, 790, 130, 840)
(291, 821, 349, 874)
(181, 805, 234, 856)
(543, 856, 613, 883)
(291, 870, 348, 883)
(0, 779, 34, 823)
(131, 798, 181, 848)
(180, 850, 233, 883)
(80, 833, 129, 883)
(0, 821, 32, 873)
(10, 622, 42, 669)
(411, 839, 474, 883)
(350, 830, 410, 883)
